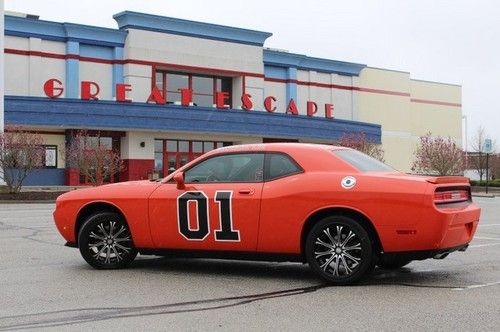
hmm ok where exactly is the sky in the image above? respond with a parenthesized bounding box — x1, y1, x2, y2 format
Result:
(4, 0, 500, 151)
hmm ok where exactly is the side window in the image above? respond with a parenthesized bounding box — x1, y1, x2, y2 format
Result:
(184, 153, 264, 183)
(265, 153, 302, 181)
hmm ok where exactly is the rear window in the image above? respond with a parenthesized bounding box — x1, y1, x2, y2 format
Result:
(334, 149, 393, 172)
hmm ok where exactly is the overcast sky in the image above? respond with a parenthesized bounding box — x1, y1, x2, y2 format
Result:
(5, 0, 500, 150)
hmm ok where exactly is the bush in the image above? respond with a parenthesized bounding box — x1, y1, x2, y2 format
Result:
(470, 179, 500, 187)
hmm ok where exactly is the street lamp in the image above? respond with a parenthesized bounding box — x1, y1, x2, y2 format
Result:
(462, 114, 468, 171)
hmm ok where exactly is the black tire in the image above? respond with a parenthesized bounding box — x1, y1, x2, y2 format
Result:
(305, 216, 375, 285)
(78, 212, 138, 269)
(378, 257, 412, 269)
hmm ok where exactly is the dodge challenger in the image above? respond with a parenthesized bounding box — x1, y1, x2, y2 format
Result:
(53, 143, 481, 284)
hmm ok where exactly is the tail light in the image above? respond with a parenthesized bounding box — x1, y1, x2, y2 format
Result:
(434, 189, 469, 204)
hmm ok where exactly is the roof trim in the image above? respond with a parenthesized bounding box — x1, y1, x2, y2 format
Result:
(4, 15, 127, 47)
(113, 11, 272, 46)
(264, 49, 366, 76)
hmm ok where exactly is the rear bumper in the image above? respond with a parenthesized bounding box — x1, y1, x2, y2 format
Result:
(380, 202, 481, 252)
(382, 243, 469, 262)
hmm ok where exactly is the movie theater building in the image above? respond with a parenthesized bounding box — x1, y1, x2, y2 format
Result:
(3, 11, 463, 185)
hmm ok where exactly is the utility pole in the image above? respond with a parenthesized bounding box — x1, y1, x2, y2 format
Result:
(0, 0, 5, 186)
(484, 138, 492, 194)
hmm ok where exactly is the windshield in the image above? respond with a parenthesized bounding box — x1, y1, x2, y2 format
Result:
(334, 149, 394, 172)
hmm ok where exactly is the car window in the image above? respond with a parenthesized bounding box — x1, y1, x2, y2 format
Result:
(265, 153, 302, 180)
(334, 149, 393, 172)
(184, 153, 264, 183)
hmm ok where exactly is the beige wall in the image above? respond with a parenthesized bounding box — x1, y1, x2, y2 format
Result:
(357, 67, 462, 172)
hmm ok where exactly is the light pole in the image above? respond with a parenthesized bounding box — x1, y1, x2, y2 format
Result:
(462, 114, 468, 171)
(0, 0, 5, 186)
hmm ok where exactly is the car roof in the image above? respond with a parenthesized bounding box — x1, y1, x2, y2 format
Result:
(207, 142, 349, 155)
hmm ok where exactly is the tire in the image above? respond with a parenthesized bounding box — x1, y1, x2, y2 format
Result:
(305, 216, 375, 285)
(78, 212, 138, 269)
(378, 257, 412, 269)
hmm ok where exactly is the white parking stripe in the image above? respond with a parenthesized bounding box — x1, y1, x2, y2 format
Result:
(478, 223, 500, 227)
(453, 280, 500, 291)
(470, 243, 500, 248)
(473, 236, 500, 241)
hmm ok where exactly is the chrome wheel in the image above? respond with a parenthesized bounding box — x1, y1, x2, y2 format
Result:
(78, 212, 137, 269)
(305, 216, 374, 284)
(313, 225, 362, 277)
(88, 221, 133, 264)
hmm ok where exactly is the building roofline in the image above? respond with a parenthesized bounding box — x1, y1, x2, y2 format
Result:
(263, 49, 366, 76)
(4, 15, 127, 47)
(112, 11, 272, 46)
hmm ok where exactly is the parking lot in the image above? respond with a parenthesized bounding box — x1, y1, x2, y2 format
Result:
(0, 197, 499, 331)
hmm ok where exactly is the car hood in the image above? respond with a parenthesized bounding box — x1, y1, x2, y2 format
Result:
(56, 180, 162, 201)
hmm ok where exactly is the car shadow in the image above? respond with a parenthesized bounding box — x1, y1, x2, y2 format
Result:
(126, 256, 468, 288)
(130, 256, 318, 282)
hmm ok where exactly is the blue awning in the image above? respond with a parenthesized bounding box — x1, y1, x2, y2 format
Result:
(5, 96, 381, 143)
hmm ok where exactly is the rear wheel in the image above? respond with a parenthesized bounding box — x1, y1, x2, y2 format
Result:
(305, 216, 375, 285)
(78, 212, 137, 269)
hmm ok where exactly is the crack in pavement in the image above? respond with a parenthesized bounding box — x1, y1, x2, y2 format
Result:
(0, 284, 329, 331)
(1, 279, 493, 331)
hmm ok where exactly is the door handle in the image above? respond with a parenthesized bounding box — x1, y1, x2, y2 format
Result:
(238, 189, 254, 195)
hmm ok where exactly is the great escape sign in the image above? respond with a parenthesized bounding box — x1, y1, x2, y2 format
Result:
(43, 79, 335, 119)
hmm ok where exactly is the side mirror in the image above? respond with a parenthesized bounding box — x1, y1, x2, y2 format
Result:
(173, 172, 185, 190)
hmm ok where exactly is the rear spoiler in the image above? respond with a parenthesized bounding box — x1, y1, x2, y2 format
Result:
(426, 176, 470, 184)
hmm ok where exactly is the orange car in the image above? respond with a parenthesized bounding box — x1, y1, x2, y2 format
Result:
(53, 143, 481, 284)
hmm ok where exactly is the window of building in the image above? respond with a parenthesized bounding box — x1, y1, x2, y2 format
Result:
(154, 71, 232, 107)
(77, 135, 118, 185)
(154, 139, 232, 177)
(43, 145, 57, 168)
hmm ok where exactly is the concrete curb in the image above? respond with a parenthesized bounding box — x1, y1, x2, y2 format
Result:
(0, 200, 56, 204)
(472, 193, 496, 198)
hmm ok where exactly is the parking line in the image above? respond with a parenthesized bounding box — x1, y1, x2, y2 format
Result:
(473, 236, 500, 241)
(478, 224, 500, 227)
(470, 243, 500, 248)
(453, 280, 500, 291)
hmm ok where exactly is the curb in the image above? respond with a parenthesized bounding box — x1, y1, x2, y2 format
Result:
(471, 193, 496, 198)
(0, 200, 56, 204)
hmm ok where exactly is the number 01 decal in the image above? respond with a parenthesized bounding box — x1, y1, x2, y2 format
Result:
(177, 191, 240, 242)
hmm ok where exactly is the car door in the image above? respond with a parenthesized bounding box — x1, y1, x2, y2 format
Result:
(148, 152, 264, 251)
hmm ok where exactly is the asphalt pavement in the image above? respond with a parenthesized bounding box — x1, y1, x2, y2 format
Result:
(0, 198, 499, 331)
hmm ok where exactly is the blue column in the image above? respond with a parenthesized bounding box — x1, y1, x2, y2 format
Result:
(112, 47, 124, 97)
(65, 41, 79, 98)
(286, 67, 297, 103)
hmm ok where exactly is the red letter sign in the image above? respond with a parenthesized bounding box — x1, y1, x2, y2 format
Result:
(307, 101, 318, 117)
(116, 84, 132, 102)
(264, 96, 276, 113)
(286, 99, 299, 115)
(216, 92, 230, 109)
(179, 89, 193, 106)
(81, 81, 100, 100)
(43, 79, 64, 98)
(241, 93, 253, 111)
(325, 103, 334, 119)
(147, 86, 166, 104)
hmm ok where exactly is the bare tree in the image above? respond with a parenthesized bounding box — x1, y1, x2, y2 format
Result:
(336, 132, 385, 162)
(66, 130, 124, 186)
(411, 133, 465, 176)
(470, 126, 495, 181)
(0, 126, 45, 193)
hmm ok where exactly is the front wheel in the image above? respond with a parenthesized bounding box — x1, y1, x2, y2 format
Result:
(78, 212, 138, 269)
(305, 216, 375, 285)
